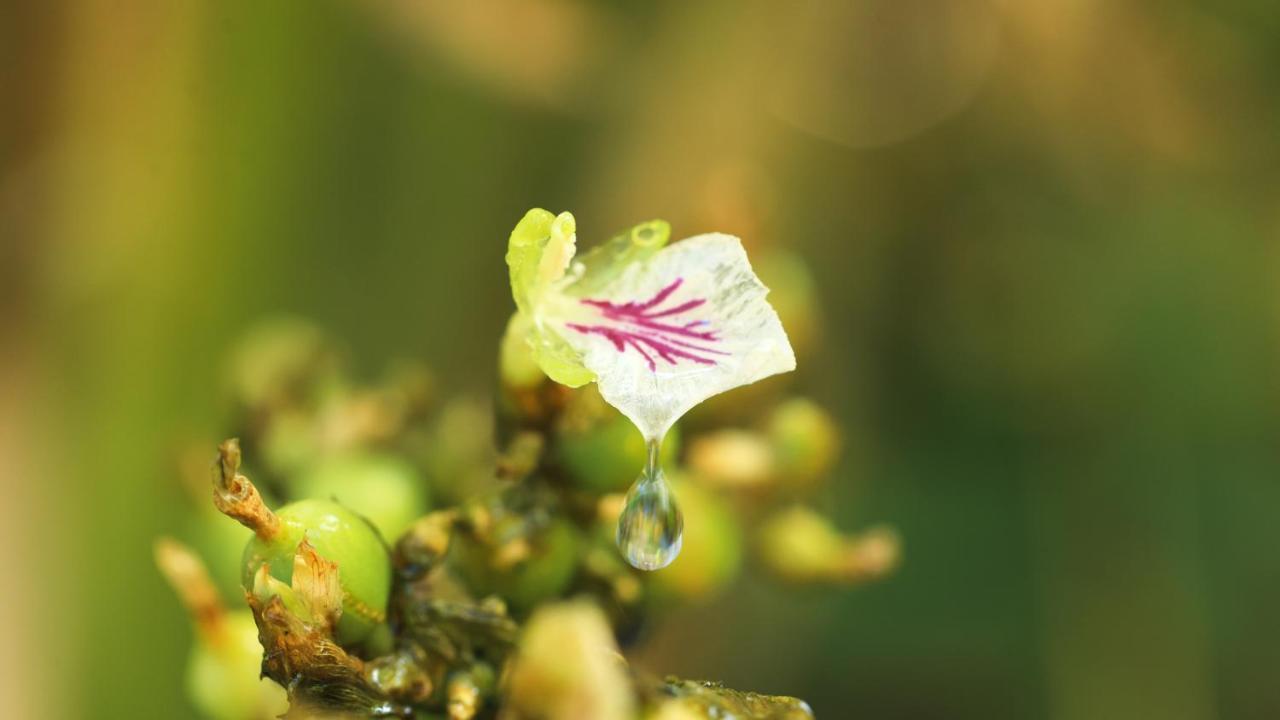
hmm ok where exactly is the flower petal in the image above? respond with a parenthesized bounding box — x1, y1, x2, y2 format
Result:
(559, 234, 795, 439)
(506, 209, 597, 385)
(531, 324, 596, 387)
(506, 208, 577, 316)
(569, 219, 671, 297)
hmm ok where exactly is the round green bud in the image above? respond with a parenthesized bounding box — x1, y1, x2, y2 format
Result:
(293, 452, 429, 542)
(649, 478, 743, 600)
(227, 316, 339, 412)
(186, 611, 288, 720)
(558, 414, 681, 493)
(768, 398, 840, 491)
(259, 409, 319, 478)
(500, 313, 547, 390)
(241, 499, 391, 644)
(452, 519, 580, 611)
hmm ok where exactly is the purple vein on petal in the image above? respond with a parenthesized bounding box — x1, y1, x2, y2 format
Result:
(568, 277, 727, 371)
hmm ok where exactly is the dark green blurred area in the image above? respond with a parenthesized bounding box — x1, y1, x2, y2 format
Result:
(4, 0, 1279, 718)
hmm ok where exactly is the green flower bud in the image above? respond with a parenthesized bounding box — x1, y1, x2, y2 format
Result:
(445, 663, 499, 720)
(259, 409, 319, 477)
(504, 601, 634, 720)
(425, 397, 498, 505)
(500, 313, 548, 390)
(213, 439, 391, 645)
(186, 611, 288, 720)
(452, 518, 579, 612)
(686, 429, 774, 489)
(227, 316, 341, 413)
(293, 451, 430, 542)
(365, 647, 434, 704)
(757, 506, 900, 585)
(767, 398, 839, 491)
(154, 538, 287, 720)
(556, 388, 680, 493)
(649, 478, 743, 600)
(756, 506, 842, 581)
(241, 498, 391, 644)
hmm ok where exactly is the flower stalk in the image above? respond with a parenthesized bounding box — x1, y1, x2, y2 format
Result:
(211, 438, 280, 542)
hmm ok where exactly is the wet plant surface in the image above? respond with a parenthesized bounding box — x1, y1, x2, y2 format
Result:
(156, 212, 898, 719)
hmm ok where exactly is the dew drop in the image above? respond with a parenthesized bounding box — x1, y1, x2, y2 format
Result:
(615, 438, 683, 571)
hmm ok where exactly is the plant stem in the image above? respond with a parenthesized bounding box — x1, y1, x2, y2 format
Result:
(211, 437, 281, 541)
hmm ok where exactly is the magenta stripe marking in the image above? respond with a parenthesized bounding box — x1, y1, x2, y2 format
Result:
(633, 277, 682, 310)
(624, 337, 656, 368)
(568, 277, 726, 371)
(636, 332, 730, 356)
(615, 316, 718, 341)
(629, 333, 716, 365)
(643, 298, 706, 319)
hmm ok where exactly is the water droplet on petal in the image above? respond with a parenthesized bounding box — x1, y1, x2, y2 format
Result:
(616, 440, 683, 571)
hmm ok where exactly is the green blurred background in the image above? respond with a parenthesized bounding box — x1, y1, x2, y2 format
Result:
(3, 0, 1279, 717)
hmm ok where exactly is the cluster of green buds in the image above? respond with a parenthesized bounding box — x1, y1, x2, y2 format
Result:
(156, 210, 898, 719)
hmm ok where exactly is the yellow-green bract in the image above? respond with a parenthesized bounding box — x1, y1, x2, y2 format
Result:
(504, 208, 672, 389)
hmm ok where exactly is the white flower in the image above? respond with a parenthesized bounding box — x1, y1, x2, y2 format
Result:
(505, 209, 796, 439)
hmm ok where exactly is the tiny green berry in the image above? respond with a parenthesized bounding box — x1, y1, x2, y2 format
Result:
(556, 389, 680, 493)
(186, 611, 289, 720)
(293, 451, 430, 541)
(241, 498, 391, 644)
(154, 538, 288, 720)
(767, 398, 840, 491)
(212, 439, 391, 645)
(648, 478, 743, 600)
(452, 518, 580, 611)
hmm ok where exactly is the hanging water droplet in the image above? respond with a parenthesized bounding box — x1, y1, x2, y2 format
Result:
(616, 438, 683, 571)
